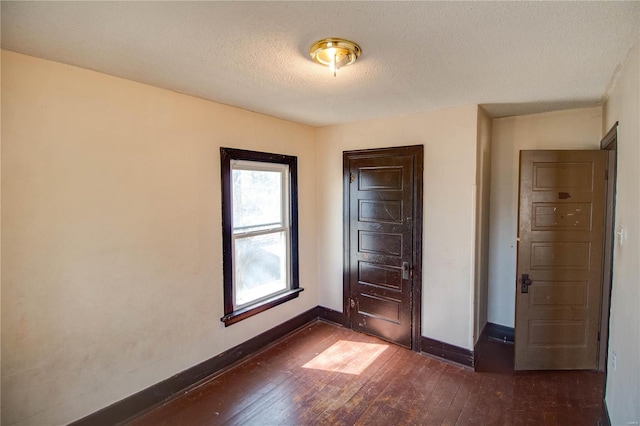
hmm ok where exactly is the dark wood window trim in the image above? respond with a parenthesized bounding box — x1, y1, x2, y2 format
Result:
(220, 148, 301, 327)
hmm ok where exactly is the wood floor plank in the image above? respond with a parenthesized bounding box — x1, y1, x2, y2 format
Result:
(313, 342, 408, 425)
(280, 339, 401, 425)
(129, 323, 607, 426)
(217, 323, 359, 425)
(351, 348, 426, 425)
(130, 321, 347, 426)
(419, 366, 465, 424)
(224, 328, 383, 425)
(439, 368, 479, 425)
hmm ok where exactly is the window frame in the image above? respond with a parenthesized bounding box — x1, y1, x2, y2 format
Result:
(220, 148, 302, 326)
(231, 160, 290, 310)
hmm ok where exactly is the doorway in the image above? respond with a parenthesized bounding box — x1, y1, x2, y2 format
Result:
(343, 145, 423, 351)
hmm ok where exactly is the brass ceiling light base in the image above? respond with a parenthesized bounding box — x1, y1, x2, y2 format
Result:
(309, 38, 361, 76)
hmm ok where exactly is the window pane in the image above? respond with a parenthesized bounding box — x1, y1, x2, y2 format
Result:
(234, 231, 287, 307)
(232, 168, 283, 230)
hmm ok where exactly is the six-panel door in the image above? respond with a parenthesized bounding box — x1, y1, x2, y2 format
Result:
(347, 154, 415, 348)
(515, 150, 607, 370)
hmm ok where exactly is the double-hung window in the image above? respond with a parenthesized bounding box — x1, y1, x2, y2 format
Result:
(220, 148, 302, 326)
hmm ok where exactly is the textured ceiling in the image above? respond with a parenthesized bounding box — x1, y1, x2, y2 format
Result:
(2, 1, 639, 126)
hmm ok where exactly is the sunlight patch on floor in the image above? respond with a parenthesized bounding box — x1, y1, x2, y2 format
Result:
(302, 340, 388, 375)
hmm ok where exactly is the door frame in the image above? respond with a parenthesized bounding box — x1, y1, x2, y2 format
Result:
(599, 122, 618, 372)
(342, 145, 424, 352)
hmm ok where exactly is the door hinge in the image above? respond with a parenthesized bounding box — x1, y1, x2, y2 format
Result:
(597, 331, 601, 341)
(349, 298, 356, 309)
(349, 173, 355, 183)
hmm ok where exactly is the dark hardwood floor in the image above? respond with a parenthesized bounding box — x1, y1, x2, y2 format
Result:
(128, 321, 606, 425)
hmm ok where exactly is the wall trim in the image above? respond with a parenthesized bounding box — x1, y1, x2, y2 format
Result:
(317, 306, 344, 325)
(485, 322, 514, 343)
(421, 336, 474, 368)
(70, 307, 319, 426)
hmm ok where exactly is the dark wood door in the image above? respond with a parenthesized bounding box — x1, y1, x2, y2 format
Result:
(515, 150, 607, 370)
(344, 146, 423, 349)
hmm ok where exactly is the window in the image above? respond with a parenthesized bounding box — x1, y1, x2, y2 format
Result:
(220, 148, 302, 326)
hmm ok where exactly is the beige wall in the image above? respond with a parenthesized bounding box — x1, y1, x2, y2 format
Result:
(316, 105, 480, 350)
(2, 51, 485, 423)
(487, 107, 603, 328)
(5, 43, 631, 426)
(603, 40, 640, 426)
(474, 107, 492, 342)
(1, 51, 318, 425)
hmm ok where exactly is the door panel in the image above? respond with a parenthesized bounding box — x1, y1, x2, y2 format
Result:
(359, 262, 403, 291)
(515, 150, 606, 370)
(359, 200, 403, 224)
(359, 231, 403, 256)
(344, 147, 422, 349)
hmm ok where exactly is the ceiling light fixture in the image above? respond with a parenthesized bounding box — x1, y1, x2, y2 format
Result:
(309, 38, 361, 77)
